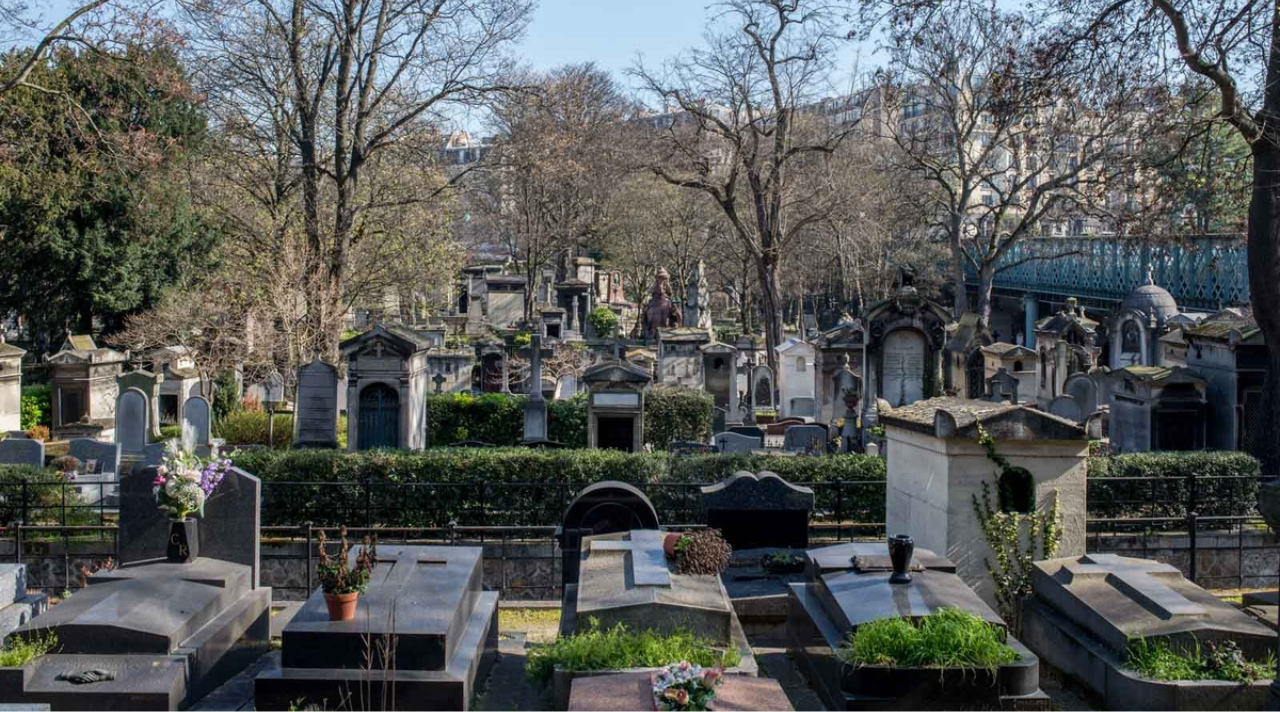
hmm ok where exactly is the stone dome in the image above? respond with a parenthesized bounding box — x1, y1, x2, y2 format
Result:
(1121, 271, 1179, 324)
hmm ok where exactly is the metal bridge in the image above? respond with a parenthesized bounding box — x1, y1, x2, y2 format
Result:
(970, 236, 1250, 312)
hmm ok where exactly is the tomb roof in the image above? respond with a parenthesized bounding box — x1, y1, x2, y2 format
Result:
(659, 327, 713, 343)
(0, 339, 25, 357)
(980, 342, 1034, 358)
(1120, 271, 1179, 323)
(1184, 316, 1262, 342)
(881, 396, 1087, 440)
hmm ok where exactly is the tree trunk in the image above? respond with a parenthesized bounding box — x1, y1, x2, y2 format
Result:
(950, 216, 968, 318)
(1247, 136, 1280, 477)
(757, 257, 783, 378)
(975, 266, 996, 332)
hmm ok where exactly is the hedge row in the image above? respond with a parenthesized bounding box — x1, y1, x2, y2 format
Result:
(0, 465, 96, 526)
(1087, 451, 1261, 520)
(230, 448, 884, 528)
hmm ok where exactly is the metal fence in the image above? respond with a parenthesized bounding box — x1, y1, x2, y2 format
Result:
(2, 474, 1273, 597)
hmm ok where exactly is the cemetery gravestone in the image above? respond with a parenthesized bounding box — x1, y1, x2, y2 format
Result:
(0, 438, 43, 467)
(65, 439, 120, 505)
(293, 359, 339, 449)
(701, 472, 813, 549)
(0, 564, 47, 641)
(1023, 553, 1276, 710)
(6, 466, 270, 710)
(555, 481, 661, 589)
(728, 425, 765, 440)
(781, 424, 828, 454)
(881, 329, 926, 407)
(523, 335, 551, 443)
(255, 545, 499, 711)
(1047, 395, 1083, 423)
(713, 431, 761, 454)
(114, 388, 148, 456)
(787, 541, 1046, 710)
(183, 395, 213, 454)
(789, 396, 816, 418)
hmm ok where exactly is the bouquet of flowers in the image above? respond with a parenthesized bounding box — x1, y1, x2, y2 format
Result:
(153, 440, 232, 521)
(652, 661, 725, 711)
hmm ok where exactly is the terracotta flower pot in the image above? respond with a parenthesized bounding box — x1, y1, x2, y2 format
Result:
(663, 533, 685, 559)
(324, 591, 359, 621)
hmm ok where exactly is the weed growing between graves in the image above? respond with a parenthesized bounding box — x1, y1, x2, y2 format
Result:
(0, 629, 58, 667)
(1126, 638, 1275, 683)
(837, 608, 1019, 670)
(525, 620, 740, 685)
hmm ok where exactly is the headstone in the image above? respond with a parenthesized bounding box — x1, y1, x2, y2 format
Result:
(432, 371, 447, 394)
(713, 431, 761, 454)
(786, 541, 1045, 710)
(255, 545, 499, 711)
(789, 396, 816, 418)
(751, 364, 775, 410)
(728, 425, 765, 440)
(781, 424, 828, 454)
(1023, 553, 1276, 710)
(293, 359, 339, 449)
(1064, 373, 1099, 415)
(555, 374, 579, 400)
(0, 438, 43, 467)
(114, 388, 148, 455)
(0, 564, 48, 641)
(6, 467, 270, 709)
(65, 439, 120, 506)
(1047, 395, 1082, 423)
(182, 395, 212, 450)
(701, 471, 813, 549)
(881, 329, 926, 407)
(555, 481, 660, 589)
(523, 335, 550, 443)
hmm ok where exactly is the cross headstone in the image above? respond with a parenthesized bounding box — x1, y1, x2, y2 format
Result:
(522, 334, 552, 442)
(713, 431, 761, 454)
(433, 372, 447, 394)
(1064, 553, 1205, 618)
(589, 529, 670, 587)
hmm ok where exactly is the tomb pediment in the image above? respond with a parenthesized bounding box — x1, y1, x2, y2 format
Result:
(582, 359, 652, 386)
(339, 323, 431, 360)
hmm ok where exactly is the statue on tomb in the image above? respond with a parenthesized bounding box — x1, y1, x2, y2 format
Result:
(645, 268, 682, 336)
(684, 260, 713, 332)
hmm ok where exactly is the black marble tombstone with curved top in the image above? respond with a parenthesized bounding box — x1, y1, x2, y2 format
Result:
(554, 481, 660, 589)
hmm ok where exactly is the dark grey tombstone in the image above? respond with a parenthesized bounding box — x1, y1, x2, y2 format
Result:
(183, 395, 212, 446)
(728, 425, 766, 440)
(66, 439, 120, 477)
(712, 406, 727, 434)
(0, 438, 43, 467)
(713, 431, 762, 454)
(701, 471, 814, 549)
(555, 481, 661, 588)
(118, 465, 261, 589)
(1048, 395, 1083, 423)
(5, 430, 29, 439)
(790, 396, 817, 418)
(293, 360, 339, 449)
(140, 441, 169, 469)
(986, 368, 1020, 404)
(115, 387, 149, 455)
(782, 424, 829, 453)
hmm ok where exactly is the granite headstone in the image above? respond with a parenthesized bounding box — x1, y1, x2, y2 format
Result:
(0, 438, 43, 467)
(114, 388, 148, 455)
(781, 424, 828, 453)
(293, 359, 339, 449)
(555, 481, 660, 589)
(713, 431, 761, 454)
(701, 471, 813, 549)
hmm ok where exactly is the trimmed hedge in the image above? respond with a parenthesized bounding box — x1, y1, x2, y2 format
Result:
(644, 388, 714, 450)
(230, 448, 883, 528)
(0, 465, 96, 526)
(1087, 451, 1261, 520)
(20, 386, 50, 431)
(214, 410, 349, 449)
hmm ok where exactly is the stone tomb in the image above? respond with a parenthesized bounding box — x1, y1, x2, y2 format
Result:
(0, 438, 42, 467)
(293, 358, 340, 449)
(5, 466, 270, 710)
(713, 431, 760, 454)
(0, 564, 47, 641)
(255, 545, 499, 711)
(702, 471, 813, 550)
(65, 438, 120, 506)
(786, 541, 1046, 710)
(557, 530, 757, 709)
(555, 481, 661, 589)
(1022, 553, 1276, 710)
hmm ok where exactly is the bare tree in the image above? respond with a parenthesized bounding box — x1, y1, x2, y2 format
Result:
(472, 63, 634, 323)
(633, 0, 859, 374)
(875, 4, 1159, 327)
(0, 0, 112, 95)
(181, 0, 531, 362)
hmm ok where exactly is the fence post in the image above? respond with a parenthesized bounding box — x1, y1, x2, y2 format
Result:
(13, 521, 22, 564)
(305, 522, 314, 593)
(1187, 510, 1199, 584)
(364, 480, 373, 528)
(836, 482, 845, 542)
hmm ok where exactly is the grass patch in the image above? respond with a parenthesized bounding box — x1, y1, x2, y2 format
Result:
(838, 607, 1019, 670)
(1127, 638, 1274, 683)
(525, 620, 740, 686)
(0, 629, 58, 667)
(500, 607, 561, 644)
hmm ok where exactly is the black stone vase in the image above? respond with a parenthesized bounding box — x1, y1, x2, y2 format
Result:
(888, 534, 913, 584)
(167, 518, 200, 564)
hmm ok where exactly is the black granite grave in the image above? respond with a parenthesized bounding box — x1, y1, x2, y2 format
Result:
(4, 467, 271, 710)
(701, 471, 813, 549)
(786, 541, 1048, 711)
(254, 544, 499, 711)
(554, 481, 660, 589)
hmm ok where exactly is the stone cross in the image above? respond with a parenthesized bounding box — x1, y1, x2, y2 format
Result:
(432, 372, 446, 394)
(526, 334, 550, 402)
(374, 550, 449, 589)
(1067, 553, 1205, 618)
(589, 530, 670, 587)
(570, 295, 580, 333)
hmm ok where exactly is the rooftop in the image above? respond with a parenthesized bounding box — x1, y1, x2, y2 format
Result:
(880, 397, 1087, 440)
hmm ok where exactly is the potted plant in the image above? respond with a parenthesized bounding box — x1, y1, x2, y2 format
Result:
(316, 527, 377, 622)
(50, 455, 81, 481)
(652, 661, 725, 711)
(153, 440, 233, 564)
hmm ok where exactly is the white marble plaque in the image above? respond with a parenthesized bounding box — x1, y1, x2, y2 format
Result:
(882, 330, 925, 407)
(593, 392, 640, 408)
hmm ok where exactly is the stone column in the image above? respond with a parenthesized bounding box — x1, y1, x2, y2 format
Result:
(1023, 293, 1039, 350)
(726, 355, 742, 426)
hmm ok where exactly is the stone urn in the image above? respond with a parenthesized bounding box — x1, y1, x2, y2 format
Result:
(167, 518, 199, 564)
(887, 534, 914, 584)
(324, 591, 359, 622)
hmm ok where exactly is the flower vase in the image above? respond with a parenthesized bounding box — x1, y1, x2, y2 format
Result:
(167, 518, 199, 564)
(324, 592, 359, 622)
(888, 534, 913, 584)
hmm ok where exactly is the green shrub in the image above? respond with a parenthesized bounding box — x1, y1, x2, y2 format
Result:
(838, 608, 1018, 670)
(212, 371, 241, 423)
(0, 466, 98, 526)
(0, 628, 58, 667)
(159, 425, 182, 440)
(20, 385, 51, 431)
(548, 395, 588, 446)
(1088, 451, 1261, 520)
(586, 306, 619, 338)
(1127, 638, 1273, 683)
(645, 388, 714, 450)
(525, 621, 740, 685)
(213, 409, 295, 449)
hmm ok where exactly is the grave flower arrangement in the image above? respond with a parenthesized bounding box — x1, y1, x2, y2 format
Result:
(153, 440, 232, 521)
(50, 455, 82, 481)
(652, 661, 725, 711)
(317, 527, 378, 621)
